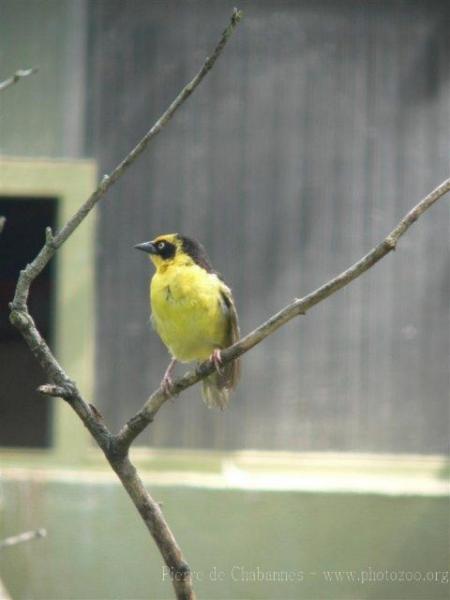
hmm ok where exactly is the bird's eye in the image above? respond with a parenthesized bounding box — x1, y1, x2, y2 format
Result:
(157, 241, 165, 250)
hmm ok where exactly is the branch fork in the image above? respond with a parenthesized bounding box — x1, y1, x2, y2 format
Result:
(7, 10, 245, 600)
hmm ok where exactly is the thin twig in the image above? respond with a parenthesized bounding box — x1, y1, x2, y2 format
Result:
(0, 529, 46, 550)
(115, 178, 450, 449)
(9, 10, 243, 600)
(0, 68, 38, 92)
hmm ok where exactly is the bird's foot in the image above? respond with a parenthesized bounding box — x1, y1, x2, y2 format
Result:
(161, 374, 173, 395)
(161, 358, 177, 395)
(210, 348, 224, 375)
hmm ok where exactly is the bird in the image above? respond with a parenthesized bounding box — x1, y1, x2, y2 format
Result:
(134, 233, 240, 409)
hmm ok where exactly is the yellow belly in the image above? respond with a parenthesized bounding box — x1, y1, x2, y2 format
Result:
(150, 264, 228, 363)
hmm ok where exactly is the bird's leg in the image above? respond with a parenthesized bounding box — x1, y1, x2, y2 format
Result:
(161, 358, 177, 394)
(209, 348, 224, 375)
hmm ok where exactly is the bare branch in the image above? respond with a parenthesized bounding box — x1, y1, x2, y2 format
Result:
(10, 8, 243, 312)
(9, 10, 243, 600)
(116, 178, 450, 449)
(0, 529, 46, 550)
(0, 68, 38, 92)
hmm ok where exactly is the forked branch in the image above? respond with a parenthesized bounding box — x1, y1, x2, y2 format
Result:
(9, 10, 243, 600)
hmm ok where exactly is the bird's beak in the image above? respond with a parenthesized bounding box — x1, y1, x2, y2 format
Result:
(134, 241, 157, 254)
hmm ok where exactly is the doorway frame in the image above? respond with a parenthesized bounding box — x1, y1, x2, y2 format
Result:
(0, 157, 97, 462)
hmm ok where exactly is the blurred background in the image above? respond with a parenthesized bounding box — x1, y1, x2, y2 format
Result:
(0, 1, 448, 599)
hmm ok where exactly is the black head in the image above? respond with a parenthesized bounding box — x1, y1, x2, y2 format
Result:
(134, 233, 215, 272)
(134, 234, 177, 260)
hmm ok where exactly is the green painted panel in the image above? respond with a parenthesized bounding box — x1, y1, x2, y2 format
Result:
(0, 0, 85, 158)
(0, 479, 448, 599)
(0, 158, 97, 461)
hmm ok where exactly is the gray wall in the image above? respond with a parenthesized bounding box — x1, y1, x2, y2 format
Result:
(89, 1, 448, 453)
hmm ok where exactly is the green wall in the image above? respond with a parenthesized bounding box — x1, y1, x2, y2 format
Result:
(0, 478, 448, 600)
(0, 0, 85, 158)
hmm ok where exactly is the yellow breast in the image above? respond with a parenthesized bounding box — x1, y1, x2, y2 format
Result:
(150, 263, 229, 363)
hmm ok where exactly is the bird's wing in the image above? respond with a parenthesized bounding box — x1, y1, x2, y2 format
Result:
(219, 286, 240, 347)
(218, 285, 241, 389)
(203, 282, 241, 406)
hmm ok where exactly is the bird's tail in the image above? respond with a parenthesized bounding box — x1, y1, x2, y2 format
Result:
(201, 357, 240, 410)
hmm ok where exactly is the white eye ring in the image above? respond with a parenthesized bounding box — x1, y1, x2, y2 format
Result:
(157, 241, 165, 250)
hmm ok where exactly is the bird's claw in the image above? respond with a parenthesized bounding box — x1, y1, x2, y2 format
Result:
(161, 358, 177, 396)
(210, 349, 224, 375)
(161, 373, 174, 395)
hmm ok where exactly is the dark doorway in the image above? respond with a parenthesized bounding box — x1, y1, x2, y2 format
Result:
(0, 197, 57, 448)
